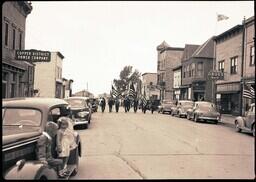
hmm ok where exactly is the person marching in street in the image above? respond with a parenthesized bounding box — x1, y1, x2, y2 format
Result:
(115, 97, 120, 113)
(124, 97, 128, 112)
(108, 97, 114, 112)
(127, 97, 131, 112)
(133, 98, 138, 113)
(100, 97, 106, 113)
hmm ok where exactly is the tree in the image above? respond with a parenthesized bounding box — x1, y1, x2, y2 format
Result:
(113, 65, 141, 96)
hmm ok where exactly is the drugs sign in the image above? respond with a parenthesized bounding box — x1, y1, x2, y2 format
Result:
(15, 50, 51, 62)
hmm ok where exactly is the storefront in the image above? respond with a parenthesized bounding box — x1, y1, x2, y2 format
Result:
(216, 82, 241, 115)
(192, 82, 205, 101)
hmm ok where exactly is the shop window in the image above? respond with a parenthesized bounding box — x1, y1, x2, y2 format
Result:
(5, 22, 9, 46)
(12, 28, 16, 50)
(19, 32, 22, 50)
(218, 60, 225, 72)
(250, 46, 255, 66)
(230, 56, 238, 74)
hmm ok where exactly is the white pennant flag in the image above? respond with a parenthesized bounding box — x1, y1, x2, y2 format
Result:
(217, 14, 229, 21)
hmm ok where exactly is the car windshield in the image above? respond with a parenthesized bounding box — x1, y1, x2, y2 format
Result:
(2, 108, 41, 126)
(181, 101, 193, 106)
(198, 103, 216, 111)
(66, 99, 85, 107)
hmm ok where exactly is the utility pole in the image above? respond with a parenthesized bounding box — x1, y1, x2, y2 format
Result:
(239, 16, 246, 116)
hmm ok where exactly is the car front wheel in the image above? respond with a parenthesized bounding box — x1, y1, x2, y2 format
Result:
(235, 120, 241, 132)
(187, 113, 190, 120)
(194, 114, 199, 122)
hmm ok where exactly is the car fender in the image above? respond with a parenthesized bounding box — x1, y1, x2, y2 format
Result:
(4, 161, 58, 180)
(235, 116, 245, 127)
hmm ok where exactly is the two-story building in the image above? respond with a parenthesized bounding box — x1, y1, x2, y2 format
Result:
(180, 44, 200, 100)
(214, 25, 244, 115)
(172, 65, 182, 100)
(2, 1, 33, 98)
(156, 41, 184, 101)
(242, 16, 255, 113)
(34, 52, 65, 98)
(142, 72, 160, 100)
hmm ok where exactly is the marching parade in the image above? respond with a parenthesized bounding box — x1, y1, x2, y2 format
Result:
(2, 1, 255, 180)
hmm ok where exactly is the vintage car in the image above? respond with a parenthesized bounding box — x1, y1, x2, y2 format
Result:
(65, 97, 92, 129)
(2, 97, 82, 180)
(186, 101, 221, 124)
(158, 100, 176, 114)
(234, 103, 255, 136)
(171, 100, 194, 118)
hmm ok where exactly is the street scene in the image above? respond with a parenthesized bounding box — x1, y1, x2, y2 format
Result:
(2, 1, 255, 180)
(73, 108, 254, 179)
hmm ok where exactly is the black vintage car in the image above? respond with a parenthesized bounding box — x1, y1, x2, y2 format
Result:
(65, 96, 92, 129)
(2, 98, 82, 180)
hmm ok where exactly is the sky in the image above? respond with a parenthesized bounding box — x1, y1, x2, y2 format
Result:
(25, 1, 254, 96)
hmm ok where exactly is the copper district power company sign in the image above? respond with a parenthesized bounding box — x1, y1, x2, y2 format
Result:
(15, 50, 51, 62)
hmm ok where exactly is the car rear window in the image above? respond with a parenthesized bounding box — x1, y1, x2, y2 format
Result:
(3, 108, 41, 126)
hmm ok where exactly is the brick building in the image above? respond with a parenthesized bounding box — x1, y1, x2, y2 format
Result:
(180, 44, 200, 100)
(2, 1, 33, 98)
(34, 52, 65, 98)
(156, 41, 184, 101)
(214, 25, 243, 115)
(242, 16, 255, 113)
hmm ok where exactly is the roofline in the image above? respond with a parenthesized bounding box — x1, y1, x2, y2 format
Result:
(53, 51, 65, 59)
(214, 25, 243, 41)
(142, 72, 157, 76)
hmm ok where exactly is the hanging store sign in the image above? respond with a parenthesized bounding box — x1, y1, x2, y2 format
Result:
(15, 50, 51, 62)
(208, 70, 224, 80)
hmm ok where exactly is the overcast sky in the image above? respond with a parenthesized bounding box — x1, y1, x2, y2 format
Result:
(25, 1, 254, 96)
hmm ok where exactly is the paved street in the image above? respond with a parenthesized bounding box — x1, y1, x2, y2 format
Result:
(72, 107, 255, 179)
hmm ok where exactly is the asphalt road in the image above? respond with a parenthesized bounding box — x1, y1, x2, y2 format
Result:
(71, 107, 255, 179)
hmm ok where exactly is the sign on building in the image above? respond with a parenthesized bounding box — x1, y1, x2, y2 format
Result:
(15, 49, 51, 62)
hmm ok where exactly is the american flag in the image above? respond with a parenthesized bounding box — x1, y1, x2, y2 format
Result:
(111, 85, 120, 98)
(243, 85, 255, 99)
(141, 89, 147, 107)
(128, 83, 136, 99)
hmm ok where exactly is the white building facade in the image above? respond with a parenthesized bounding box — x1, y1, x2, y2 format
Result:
(34, 52, 64, 98)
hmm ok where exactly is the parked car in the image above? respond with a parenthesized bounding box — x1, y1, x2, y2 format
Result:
(158, 100, 176, 114)
(186, 101, 221, 124)
(234, 103, 255, 136)
(2, 97, 82, 180)
(65, 97, 92, 129)
(171, 100, 194, 118)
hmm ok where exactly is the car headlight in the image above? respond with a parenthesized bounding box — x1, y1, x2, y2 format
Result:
(78, 111, 88, 117)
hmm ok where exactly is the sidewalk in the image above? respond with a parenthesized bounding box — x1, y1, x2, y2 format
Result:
(220, 114, 237, 128)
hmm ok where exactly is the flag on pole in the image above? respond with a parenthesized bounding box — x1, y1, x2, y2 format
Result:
(128, 82, 136, 99)
(243, 85, 255, 99)
(111, 85, 120, 98)
(217, 14, 229, 21)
